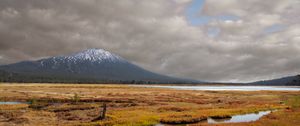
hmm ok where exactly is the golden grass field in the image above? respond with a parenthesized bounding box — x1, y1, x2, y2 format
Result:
(0, 83, 299, 126)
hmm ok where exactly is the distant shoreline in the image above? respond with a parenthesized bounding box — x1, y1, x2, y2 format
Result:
(1, 82, 300, 87)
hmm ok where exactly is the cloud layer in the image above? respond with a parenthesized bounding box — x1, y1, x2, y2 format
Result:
(0, 0, 299, 82)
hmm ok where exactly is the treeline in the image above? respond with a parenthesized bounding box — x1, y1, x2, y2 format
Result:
(0, 70, 195, 84)
(286, 75, 300, 86)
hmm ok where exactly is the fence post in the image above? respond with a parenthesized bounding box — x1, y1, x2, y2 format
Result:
(100, 102, 106, 120)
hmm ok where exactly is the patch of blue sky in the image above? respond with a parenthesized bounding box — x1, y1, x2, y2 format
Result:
(186, 0, 239, 26)
(185, 0, 208, 25)
(185, 0, 240, 37)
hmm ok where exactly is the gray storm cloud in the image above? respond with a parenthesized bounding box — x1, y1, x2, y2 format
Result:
(0, 0, 300, 82)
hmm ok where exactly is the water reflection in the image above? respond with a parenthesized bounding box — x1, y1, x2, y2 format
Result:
(207, 110, 273, 124)
(0, 101, 28, 104)
(157, 110, 275, 126)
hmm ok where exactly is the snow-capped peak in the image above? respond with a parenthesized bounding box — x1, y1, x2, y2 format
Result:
(54, 48, 124, 63)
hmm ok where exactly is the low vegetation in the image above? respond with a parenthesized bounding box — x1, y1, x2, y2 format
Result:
(0, 83, 299, 126)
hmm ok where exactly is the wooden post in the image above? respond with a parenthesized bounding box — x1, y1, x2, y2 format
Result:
(100, 102, 106, 120)
(93, 102, 107, 121)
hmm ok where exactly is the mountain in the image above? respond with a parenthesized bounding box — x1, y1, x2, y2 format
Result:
(250, 75, 300, 86)
(0, 48, 199, 84)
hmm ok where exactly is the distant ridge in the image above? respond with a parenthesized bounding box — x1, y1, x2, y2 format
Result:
(0, 48, 199, 84)
(249, 75, 300, 86)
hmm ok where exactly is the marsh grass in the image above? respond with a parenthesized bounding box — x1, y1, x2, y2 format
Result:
(285, 95, 300, 108)
(72, 93, 81, 104)
(0, 83, 299, 126)
(0, 104, 28, 110)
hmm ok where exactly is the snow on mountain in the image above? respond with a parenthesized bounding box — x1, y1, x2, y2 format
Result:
(54, 48, 124, 63)
(0, 48, 198, 83)
(38, 48, 127, 69)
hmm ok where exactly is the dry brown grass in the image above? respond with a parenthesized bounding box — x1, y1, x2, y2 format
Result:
(0, 83, 299, 126)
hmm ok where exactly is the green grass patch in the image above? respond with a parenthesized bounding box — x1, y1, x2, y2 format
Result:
(285, 96, 300, 108)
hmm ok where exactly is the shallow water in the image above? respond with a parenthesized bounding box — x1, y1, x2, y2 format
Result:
(207, 110, 273, 124)
(0, 101, 28, 105)
(136, 85, 300, 91)
(157, 110, 275, 126)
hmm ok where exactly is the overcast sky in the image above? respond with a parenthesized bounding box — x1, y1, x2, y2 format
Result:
(0, 0, 300, 82)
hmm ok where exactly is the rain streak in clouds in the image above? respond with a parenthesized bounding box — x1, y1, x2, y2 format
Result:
(0, 0, 300, 82)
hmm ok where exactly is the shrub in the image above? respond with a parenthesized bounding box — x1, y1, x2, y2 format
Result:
(72, 93, 81, 104)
